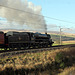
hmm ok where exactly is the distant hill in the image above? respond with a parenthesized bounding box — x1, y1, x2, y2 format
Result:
(47, 31, 75, 36)
(51, 34, 75, 41)
(46, 31, 75, 41)
(0, 29, 75, 41)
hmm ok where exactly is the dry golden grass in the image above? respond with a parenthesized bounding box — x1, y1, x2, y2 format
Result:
(58, 66, 75, 75)
(0, 47, 75, 75)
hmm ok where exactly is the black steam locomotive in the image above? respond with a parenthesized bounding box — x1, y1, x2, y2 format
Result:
(0, 31, 54, 50)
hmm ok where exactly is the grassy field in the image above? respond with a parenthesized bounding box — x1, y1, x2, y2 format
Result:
(0, 46, 75, 75)
(62, 40, 75, 44)
(53, 40, 75, 46)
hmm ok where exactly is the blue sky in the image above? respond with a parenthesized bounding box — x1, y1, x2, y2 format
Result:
(28, 0, 75, 33)
(0, 0, 75, 33)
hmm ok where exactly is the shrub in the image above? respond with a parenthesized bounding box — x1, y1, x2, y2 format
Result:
(55, 52, 65, 69)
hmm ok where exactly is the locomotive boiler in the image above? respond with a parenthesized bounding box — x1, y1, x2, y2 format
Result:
(0, 31, 54, 50)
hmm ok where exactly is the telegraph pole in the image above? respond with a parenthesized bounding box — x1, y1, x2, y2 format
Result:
(59, 27, 62, 45)
(59, 27, 70, 45)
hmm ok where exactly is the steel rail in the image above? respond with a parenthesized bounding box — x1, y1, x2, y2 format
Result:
(0, 44, 75, 58)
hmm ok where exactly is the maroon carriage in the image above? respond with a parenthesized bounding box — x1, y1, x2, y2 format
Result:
(0, 31, 5, 48)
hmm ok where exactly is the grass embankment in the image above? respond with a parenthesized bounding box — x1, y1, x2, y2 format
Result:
(0, 47, 75, 75)
(58, 66, 75, 75)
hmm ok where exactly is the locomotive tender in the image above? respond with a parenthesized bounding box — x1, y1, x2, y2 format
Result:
(0, 31, 54, 50)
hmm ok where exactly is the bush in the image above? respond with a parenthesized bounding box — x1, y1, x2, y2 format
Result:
(55, 52, 65, 69)
(55, 52, 64, 63)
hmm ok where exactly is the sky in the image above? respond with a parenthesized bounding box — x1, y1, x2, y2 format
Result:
(28, 0, 75, 33)
(0, 0, 75, 33)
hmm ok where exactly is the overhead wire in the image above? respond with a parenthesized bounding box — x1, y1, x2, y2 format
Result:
(0, 4, 75, 24)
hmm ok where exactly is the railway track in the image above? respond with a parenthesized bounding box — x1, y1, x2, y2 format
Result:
(0, 44, 75, 58)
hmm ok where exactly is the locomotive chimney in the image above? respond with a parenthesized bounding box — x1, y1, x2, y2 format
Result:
(45, 32, 47, 35)
(45, 24, 47, 34)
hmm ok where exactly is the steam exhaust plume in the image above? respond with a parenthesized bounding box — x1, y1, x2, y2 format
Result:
(0, 0, 47, 32)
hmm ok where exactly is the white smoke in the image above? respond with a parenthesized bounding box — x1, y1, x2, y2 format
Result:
(0, 0, 46, 32)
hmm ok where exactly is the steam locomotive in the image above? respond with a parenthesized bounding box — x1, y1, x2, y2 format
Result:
(0, 31, 54, 50)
